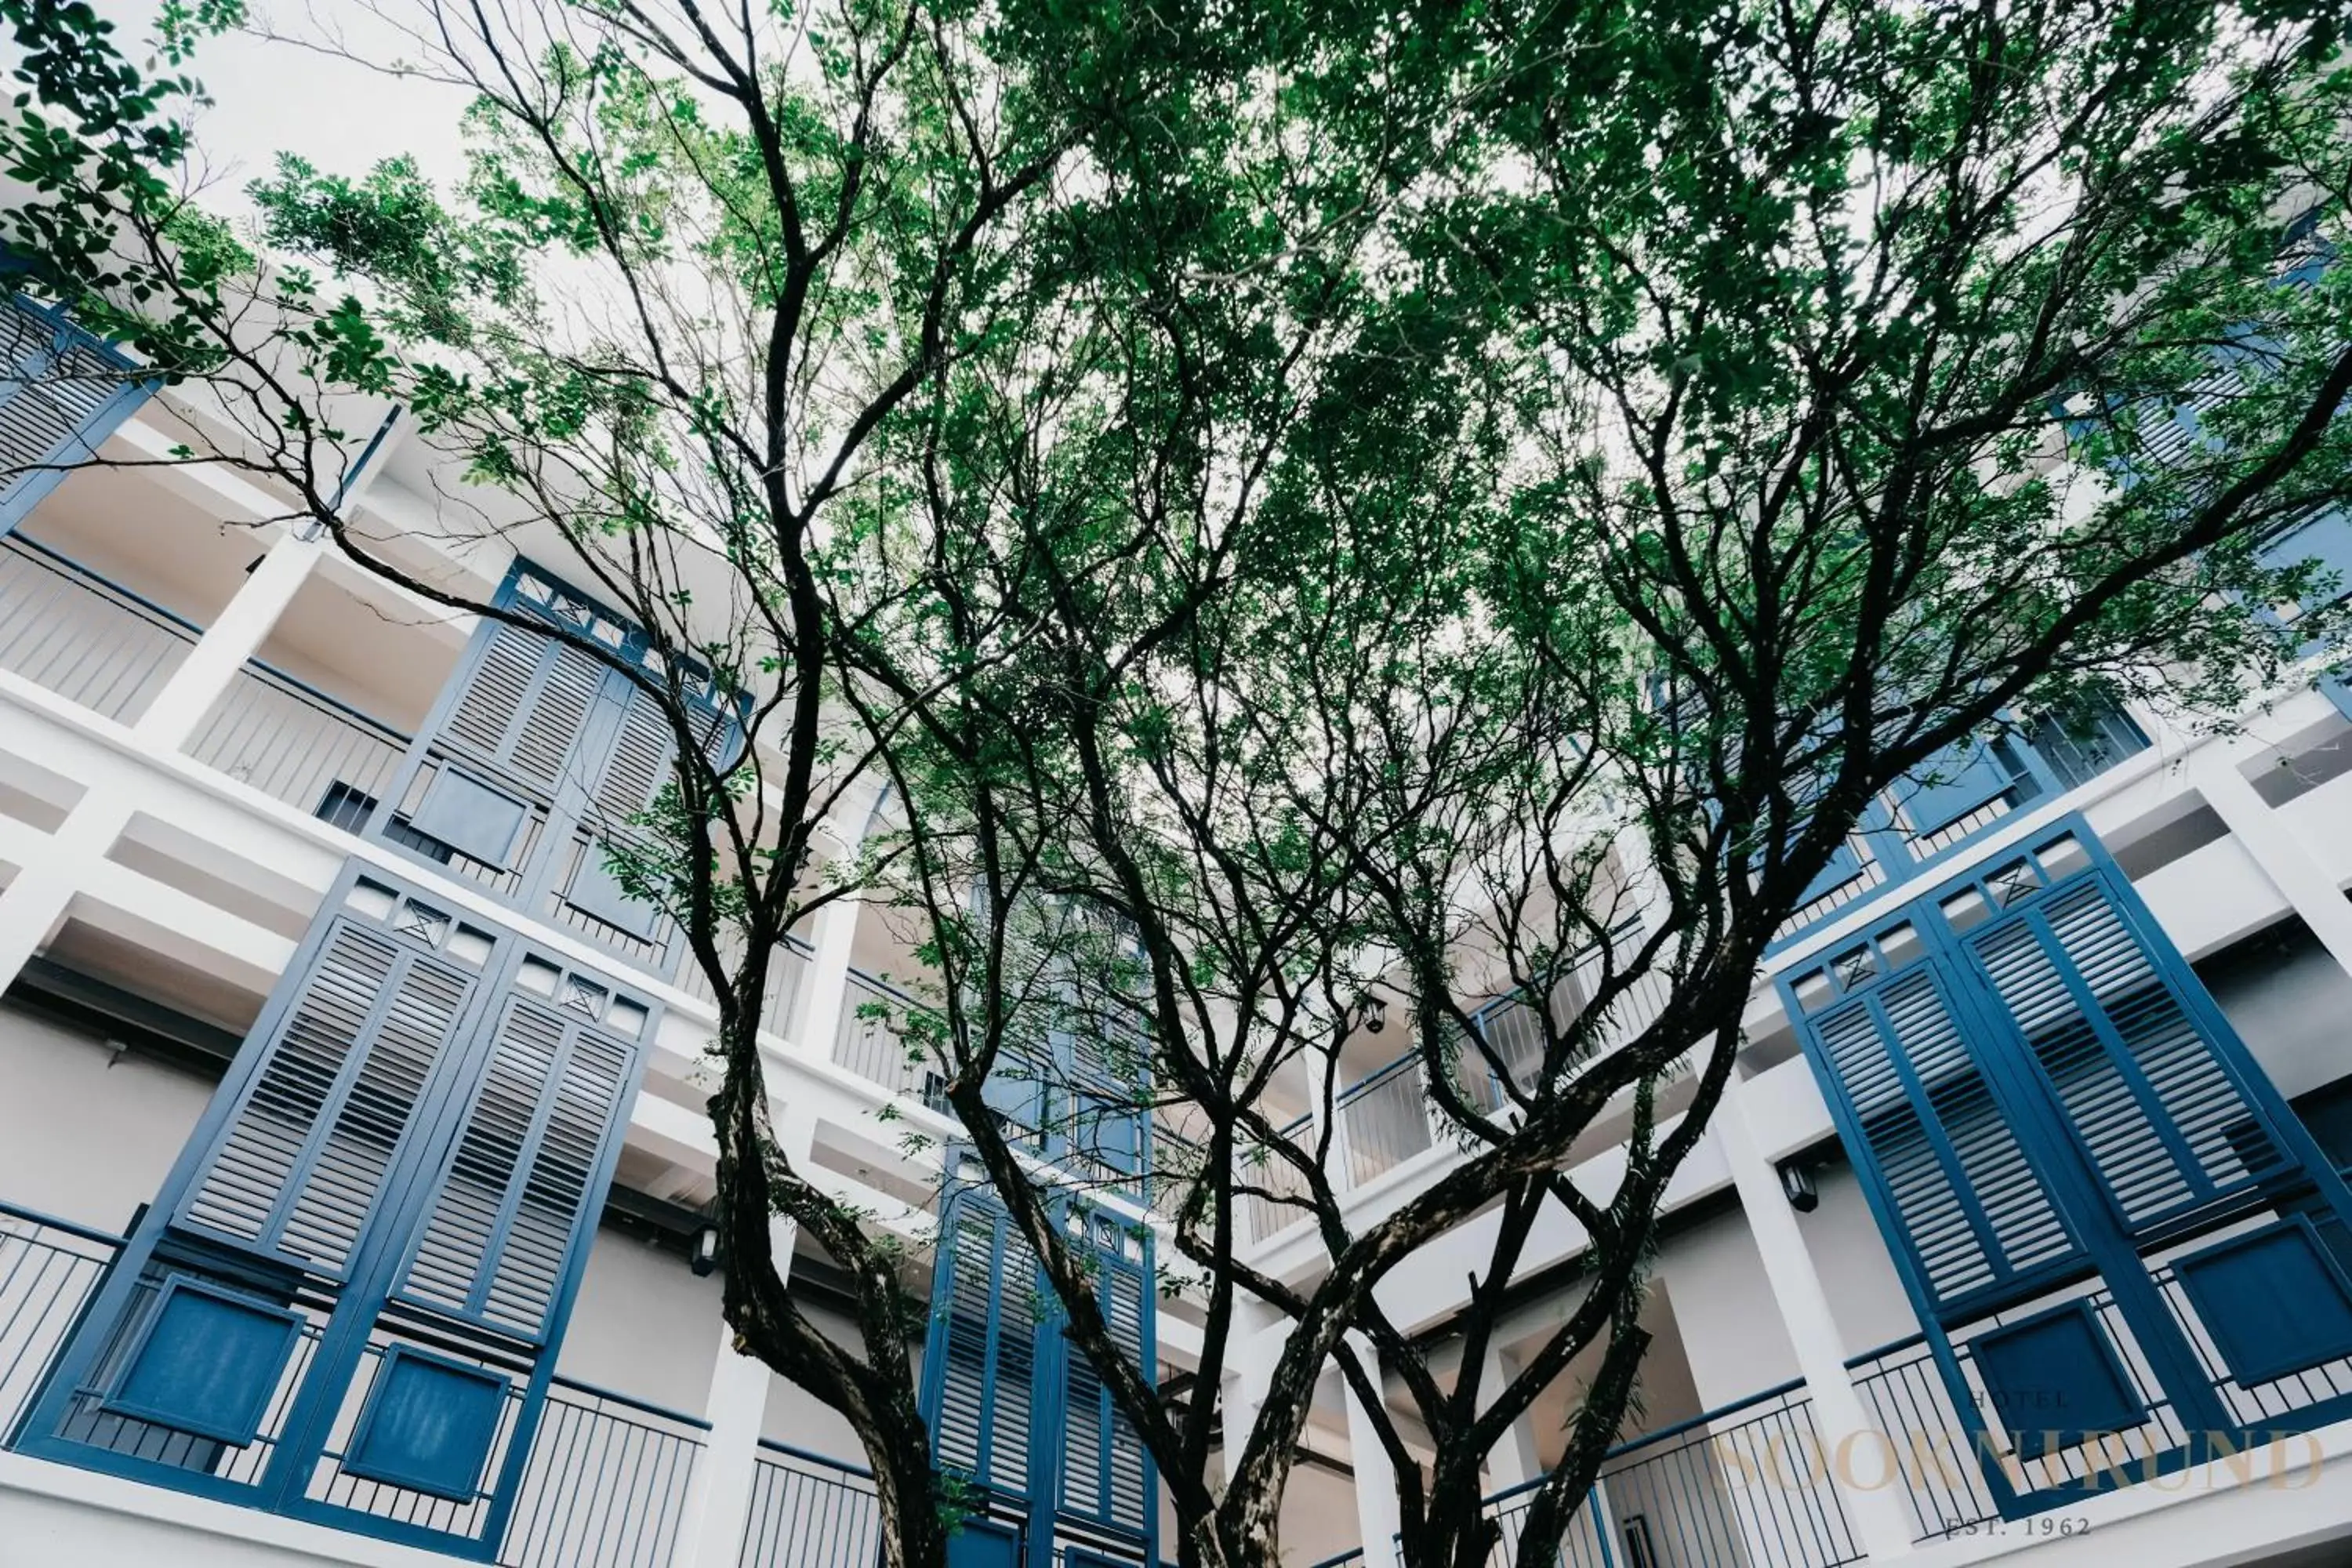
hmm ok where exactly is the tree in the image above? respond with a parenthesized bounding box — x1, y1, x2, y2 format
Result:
(829, 5, 2352, 1568)
(3, 7, 2350, 1568)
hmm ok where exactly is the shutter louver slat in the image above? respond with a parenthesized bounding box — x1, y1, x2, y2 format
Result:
(589, 690, 675, 828)
(183, 924, 475, 1274)
(1973, 880, 2285, 1232)
(1, 303, 124, 514)
(397, 997, 638, 1339)
(1816, 971, 2077, 1308)
(440, 625, 607, 800)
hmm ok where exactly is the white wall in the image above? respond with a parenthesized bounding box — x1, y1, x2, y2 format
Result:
(2198, 920, 2352, 1102)
(554, 1221, 725, 1419)
(1654, 1207, 1802, 1411)
(1276, 1458, 1363, 1566)
(760, 1298, 870, 1461)
(1792, 1160, 1919, 1359)
(0, 1000, 212, 1234)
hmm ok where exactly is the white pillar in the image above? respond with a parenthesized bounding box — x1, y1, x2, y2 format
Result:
(679, 1317, 779, 1568)
(797, 895, 861, 1062)
(0, 790, 134, 991)
(1342, 1333, 1406, 1568)
(133, 530, 322, 750)
(2191, 750, 2352, 981)
(679, 1106, 815, 1568)
(1478, 1342, 1543, 1492)
(1715, 1074, 1915, 1560)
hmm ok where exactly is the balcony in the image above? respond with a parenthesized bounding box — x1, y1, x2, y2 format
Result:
(1483, 1382, 1861, 1568)
(0, 1196, 892, 1568)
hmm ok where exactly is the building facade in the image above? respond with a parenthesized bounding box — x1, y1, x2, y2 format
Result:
(5, 285, 2352, 1568)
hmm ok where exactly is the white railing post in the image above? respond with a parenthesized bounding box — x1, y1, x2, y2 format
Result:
(133, 529, 321, 751)
(1715, 1074, 1916, 1560)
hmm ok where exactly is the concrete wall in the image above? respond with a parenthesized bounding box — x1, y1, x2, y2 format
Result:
(0, 999, 211, 1233)
(1277, 1458, 1363, 1566)
(1793, 1159, 1919, 1360)
(2198, 918, 2352, 1102)
(760, 1298, 870, 1460)
(1654, 1207, 1802, 1410)
(554, 1222, 726, 1420)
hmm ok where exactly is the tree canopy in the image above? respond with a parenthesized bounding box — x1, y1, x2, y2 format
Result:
(2, 3, 2348, 1568)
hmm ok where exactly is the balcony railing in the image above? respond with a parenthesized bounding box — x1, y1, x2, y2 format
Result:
(1845, 1334, 1998, 1540)
(0, 534, 197, 724)
(1335, 1054, 1437, 1187)
(1484, 1382, 1860, 1568)
(183, 657, 413, 819)
(1243, 1114, 1316, 1243)
(503, 1379, 708, 1568)
(0, 1198, 707, 1567)
(673, 935, 815, 1046)
(834, 966, 938, 1102)
(738, 1439, 883, 1568)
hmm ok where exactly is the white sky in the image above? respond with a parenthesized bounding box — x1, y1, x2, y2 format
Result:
(100, 2, 474, 220)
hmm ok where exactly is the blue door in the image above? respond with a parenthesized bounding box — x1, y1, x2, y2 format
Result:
(1787, 818, 2352, 1517)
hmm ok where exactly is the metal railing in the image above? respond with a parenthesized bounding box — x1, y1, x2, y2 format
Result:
(834, 967, 937, 1102)
(0, 534, 198, 723)
(1481, 1383, 1861, 1568)
(674, 935, 815, 1045)
(1844, 1334, 1998, 1539)
(1334, 1054, 1437, 1187)
(1243, 1115, 1316, 1243)
(0, 1200, 121, 1442)
(501, 1377, 709, 1568)
(183, 657, 412, 818)
(1593, 1381, 1861, 1568)
(0, 1197, 711, 1568)
(739, 1439, 883, 1568)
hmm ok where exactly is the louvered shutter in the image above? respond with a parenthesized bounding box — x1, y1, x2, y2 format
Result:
(0, 299, 148, 535)
(1965, 876, 2289, 1235)
(440, 623, 608, 800)
(932, 1198, 1036, 1498)
(586, 685, 676, 829)
(1060, 1250, 1152, 1534)
(396, 990, 641, 1339)
(1809, 967, 2079, 1309)
(179, 920, 480, 1276)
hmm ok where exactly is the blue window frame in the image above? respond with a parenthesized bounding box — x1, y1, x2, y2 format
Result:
(342, 1345, 512, 1502)
(100, 1276, 303, 1447)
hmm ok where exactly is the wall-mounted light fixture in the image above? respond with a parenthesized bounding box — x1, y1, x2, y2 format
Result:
(1778, 1160, 1820, 1213)
(1356, 992, 1388, 1035)
(690, 1224, 720, 1277)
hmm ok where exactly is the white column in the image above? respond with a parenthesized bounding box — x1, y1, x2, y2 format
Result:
(797, 895, 861, 1062)
(1715, 1075, 1916, 1561)
(679, 1105, 815, 1568)
(1479, 1342, 1542, 1492)
(0, 789, 134, 991)
(2191, 750, 2352, 981)
(133, 530, 322, 750)
(679, 1316, 779, 1568)
(1341, 1332, 1406, 1568)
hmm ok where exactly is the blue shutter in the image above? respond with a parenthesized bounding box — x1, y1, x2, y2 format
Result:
(1808, 969, 2080, 1310)
(928, 1195, 1036, 1501)
(1058, 1236, 1154, 1540)
(0, 297, 151, 536)
(177, 911, 484, 1276)
(1891, 739, 2018, 836)
(438, 623, 608, 800)
(1963, 875, 2292, 1234)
